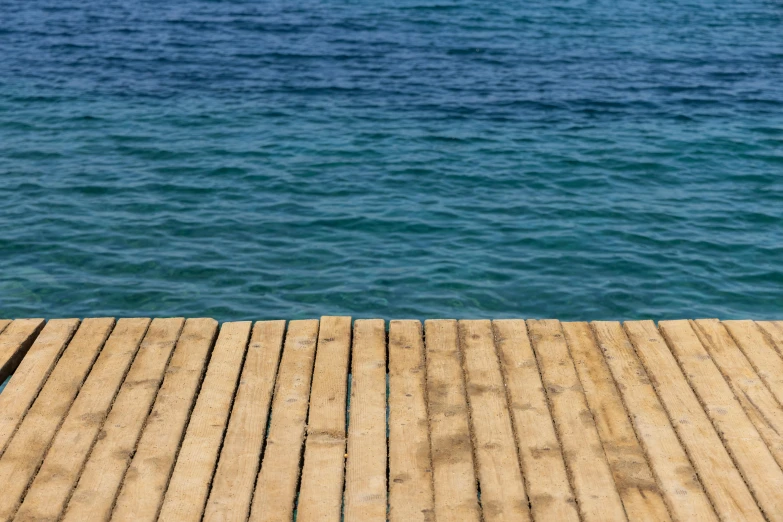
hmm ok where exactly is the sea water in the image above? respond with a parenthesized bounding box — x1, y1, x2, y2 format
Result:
(1, 0, 782, 320)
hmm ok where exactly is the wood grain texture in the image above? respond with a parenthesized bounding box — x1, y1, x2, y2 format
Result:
(5, 314, 783, 522)
(0, 317, 114, 521)
(459, 320, 530, 522)
(0, 318, 45, 386)
(661, 320, 783, 522)
(111, 318, 218, 522)
(0, 318, 79, 457)
(424, 319, 481, 522)
(562, 322, 670, 522)
(698, 320, 783, 468)
(62, 317, 184, 522)
(297, 316, 352, 522)
(723, 320, 783, 409)
(158, 321, 252, 522)
(756, 321, 783, 357)
(249, 319, 320, 522)
(494, 319, 579, 522)
(388, 320, 434, 522)
(625, 320, 763, 522)
(203, 320, 286, 522)
(15, 318, 150, 522)
(592, 321, 717, 522)
(343, 319, 388, 522)
(527, 319, 627, 522)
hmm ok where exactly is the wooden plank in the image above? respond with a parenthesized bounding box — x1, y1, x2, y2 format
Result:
(701, 320, 783, 467)
(625, 320, 764, 521)
(61, 317, 185, 522)
(757, 321, 783, 357)
(158, 321, 252, 521)
(14, 318, 150, 522)
(0, 319, 10, 335)
(724, 320, 783, 406)
(459, 320, 530, 522)
(297, 316, 352, 522)
(424, 319, 480, 522)
(343, 319, 387, 522)
(0, 317, 114, 521)
(494, 320, 579, 522)
(0, 319, 79, 456)
(111, 318, 218, 522)
(0, 318, 45, 384)
(203, 320, 286, 522)
(661, 320, 783, 521)
(387, 320, 434, 522)
(592, 322, 717, 521)
(527, 319, 627, 522)
(248, 319, 319, 522)
(562, 322, 670, 522)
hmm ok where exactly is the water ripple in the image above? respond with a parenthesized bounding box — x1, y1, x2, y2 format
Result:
(1, 0, 782, 320)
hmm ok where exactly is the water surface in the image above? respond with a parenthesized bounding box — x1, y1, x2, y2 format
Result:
(1, 0, 782, 320)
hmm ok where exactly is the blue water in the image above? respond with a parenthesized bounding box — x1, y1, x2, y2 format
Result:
(1, 0, 782, 321)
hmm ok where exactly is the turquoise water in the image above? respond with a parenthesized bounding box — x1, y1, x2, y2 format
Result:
(1, 0, 782, 321)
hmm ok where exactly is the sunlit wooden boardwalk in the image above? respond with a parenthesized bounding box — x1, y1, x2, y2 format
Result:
(1, 317, 783, 521)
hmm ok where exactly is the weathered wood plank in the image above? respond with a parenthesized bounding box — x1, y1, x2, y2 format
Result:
(14, 318, 150, 522)
(625, 320, 763, 522)
(158, 321, 252, 522)
(62, 317, 185, 522)
(297, 316, 352, 522)
(343, 319, 387, 522)
(723, 320, 783, 407)
(203, 320, 286, 522)
(0, 317, 114, 521)
(494, 319, 579, 522)
(459, 320, 530, 522)
(248, 319, 319, 522)
(756, 321, 783, 357)
(562, 322, 670, 522)
(0, 318, 45, 386)
(700, 320, 783, 468)
(388, 320, 434, 522)
(527, 319, 627, 522)
(661, 320, 783, 521)
(110, 318, 218, 522)
(424, 319, 480, 522)
(592, 321, 716, 522)
(0, 318, 79, 457)
(4, 313, 781, 522)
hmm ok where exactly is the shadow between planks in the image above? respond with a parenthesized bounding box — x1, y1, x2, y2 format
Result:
(0, 316, 782, 521)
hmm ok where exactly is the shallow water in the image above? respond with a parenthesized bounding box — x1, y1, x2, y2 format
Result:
(1, 0, 782, 320)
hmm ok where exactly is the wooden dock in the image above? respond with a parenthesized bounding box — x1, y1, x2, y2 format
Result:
(1, 317, 783, 521)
